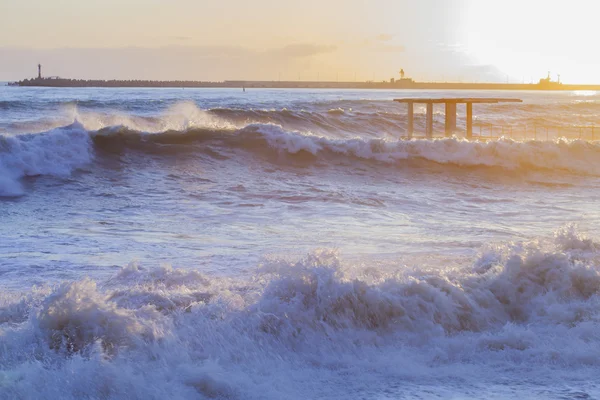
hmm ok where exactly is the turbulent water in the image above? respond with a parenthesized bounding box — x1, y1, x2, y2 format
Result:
(2, 87, 600, 399)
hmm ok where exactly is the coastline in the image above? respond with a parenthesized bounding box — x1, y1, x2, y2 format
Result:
(8, 77, 600, 91)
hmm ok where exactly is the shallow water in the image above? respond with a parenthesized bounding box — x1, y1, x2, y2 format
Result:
(1, 87, 600, 399)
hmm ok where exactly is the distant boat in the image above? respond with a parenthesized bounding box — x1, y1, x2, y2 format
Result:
(537, 72, 562, 89)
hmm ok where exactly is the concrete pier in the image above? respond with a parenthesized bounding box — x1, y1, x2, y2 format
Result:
(466, 102, 473, 139)
(426, 103, 433, 139)
(444, 103, 457, 136)
(393, 98, 522, 139)
(407, 102, 414, 138)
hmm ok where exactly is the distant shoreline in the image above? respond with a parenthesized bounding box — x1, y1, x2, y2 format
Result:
(7, 77, 600, 91)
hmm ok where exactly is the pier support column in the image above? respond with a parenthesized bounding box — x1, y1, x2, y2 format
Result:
(407, 102, 414, 139)
(445, 102, 457, 137)
(426, 103, 433, 139)
(466, 102, 473, 139)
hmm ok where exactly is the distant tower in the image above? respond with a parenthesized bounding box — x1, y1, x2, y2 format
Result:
(400, 69, 405, 79)
(38, 64, 42, 79)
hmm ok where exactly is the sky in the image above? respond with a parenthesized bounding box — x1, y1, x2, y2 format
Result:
(1, 0, 599, 83)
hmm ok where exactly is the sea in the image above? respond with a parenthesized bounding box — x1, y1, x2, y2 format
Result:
(1, 86, 600, 399)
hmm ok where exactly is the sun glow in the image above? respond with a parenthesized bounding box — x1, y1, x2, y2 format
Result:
(461, 0, 600, 84)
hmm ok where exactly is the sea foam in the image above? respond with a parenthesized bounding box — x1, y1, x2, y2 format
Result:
(0, 122, 93, 196)
(2, 228, 600, 399)
(4, 114, 600, 197)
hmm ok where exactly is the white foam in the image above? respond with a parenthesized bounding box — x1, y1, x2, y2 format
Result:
(247, 123, 600, 174)
(34, 278, 164, 354)
(71, 101, 237, 133)
(2, 228, 600, 398)
(0, 122, 93, 197)
(8, 103, 600, 179)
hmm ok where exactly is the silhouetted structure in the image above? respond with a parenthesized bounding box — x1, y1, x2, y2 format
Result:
(7, 66, 597, 91)
(394, 97, 523, 139)
(537, 72, 563, 89)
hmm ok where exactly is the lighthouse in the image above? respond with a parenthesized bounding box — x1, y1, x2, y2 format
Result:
(38, 64, 42, 79)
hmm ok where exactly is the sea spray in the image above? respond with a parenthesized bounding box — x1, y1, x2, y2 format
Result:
(94, 122, 600, 174)
(4, 119, 600, 197)
(2, 228, 600, 398)
(0, 122, 93, 196)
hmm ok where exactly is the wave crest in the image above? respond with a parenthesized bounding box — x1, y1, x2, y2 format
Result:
(1, 227, 599, 353)
(0, 122, 93, 196)
(93, 122, 600, 173)
(35, 278, 163, 354)
(3, 117, 600, 197)
(2, 228, 600, 397)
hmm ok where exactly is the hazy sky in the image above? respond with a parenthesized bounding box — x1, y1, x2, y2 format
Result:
(1, 0, 598, 83)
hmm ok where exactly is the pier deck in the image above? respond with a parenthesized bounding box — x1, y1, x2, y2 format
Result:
(393, 97, 522, 139)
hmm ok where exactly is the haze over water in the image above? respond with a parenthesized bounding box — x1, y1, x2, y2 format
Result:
(2, 86, 600, 399)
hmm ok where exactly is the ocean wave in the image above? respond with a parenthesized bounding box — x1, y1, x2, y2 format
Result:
(91, 123, 600, 174)
(206, 106, 405, 136)
(1, 227, 600, 398)
(204, 102, 600, 136)
(6, 98, 600, 139)
(3, 120, 600, 197)
(0, 122, 93, 197)
(0, 99, 167, 112)
(3, 225, 599, 339)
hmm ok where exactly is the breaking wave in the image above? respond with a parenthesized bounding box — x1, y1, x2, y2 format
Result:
(0, 122, 92, 196)
(1, 226, 600, 398)
(2, 118, 600, 196)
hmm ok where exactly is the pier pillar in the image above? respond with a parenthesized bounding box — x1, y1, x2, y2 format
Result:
(393, 97, 522, 140)
(445, 102, 457, 137)
(426, 103, 433, 139)
(466, 102, 473, 139)
(407, 102, 414, 139)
